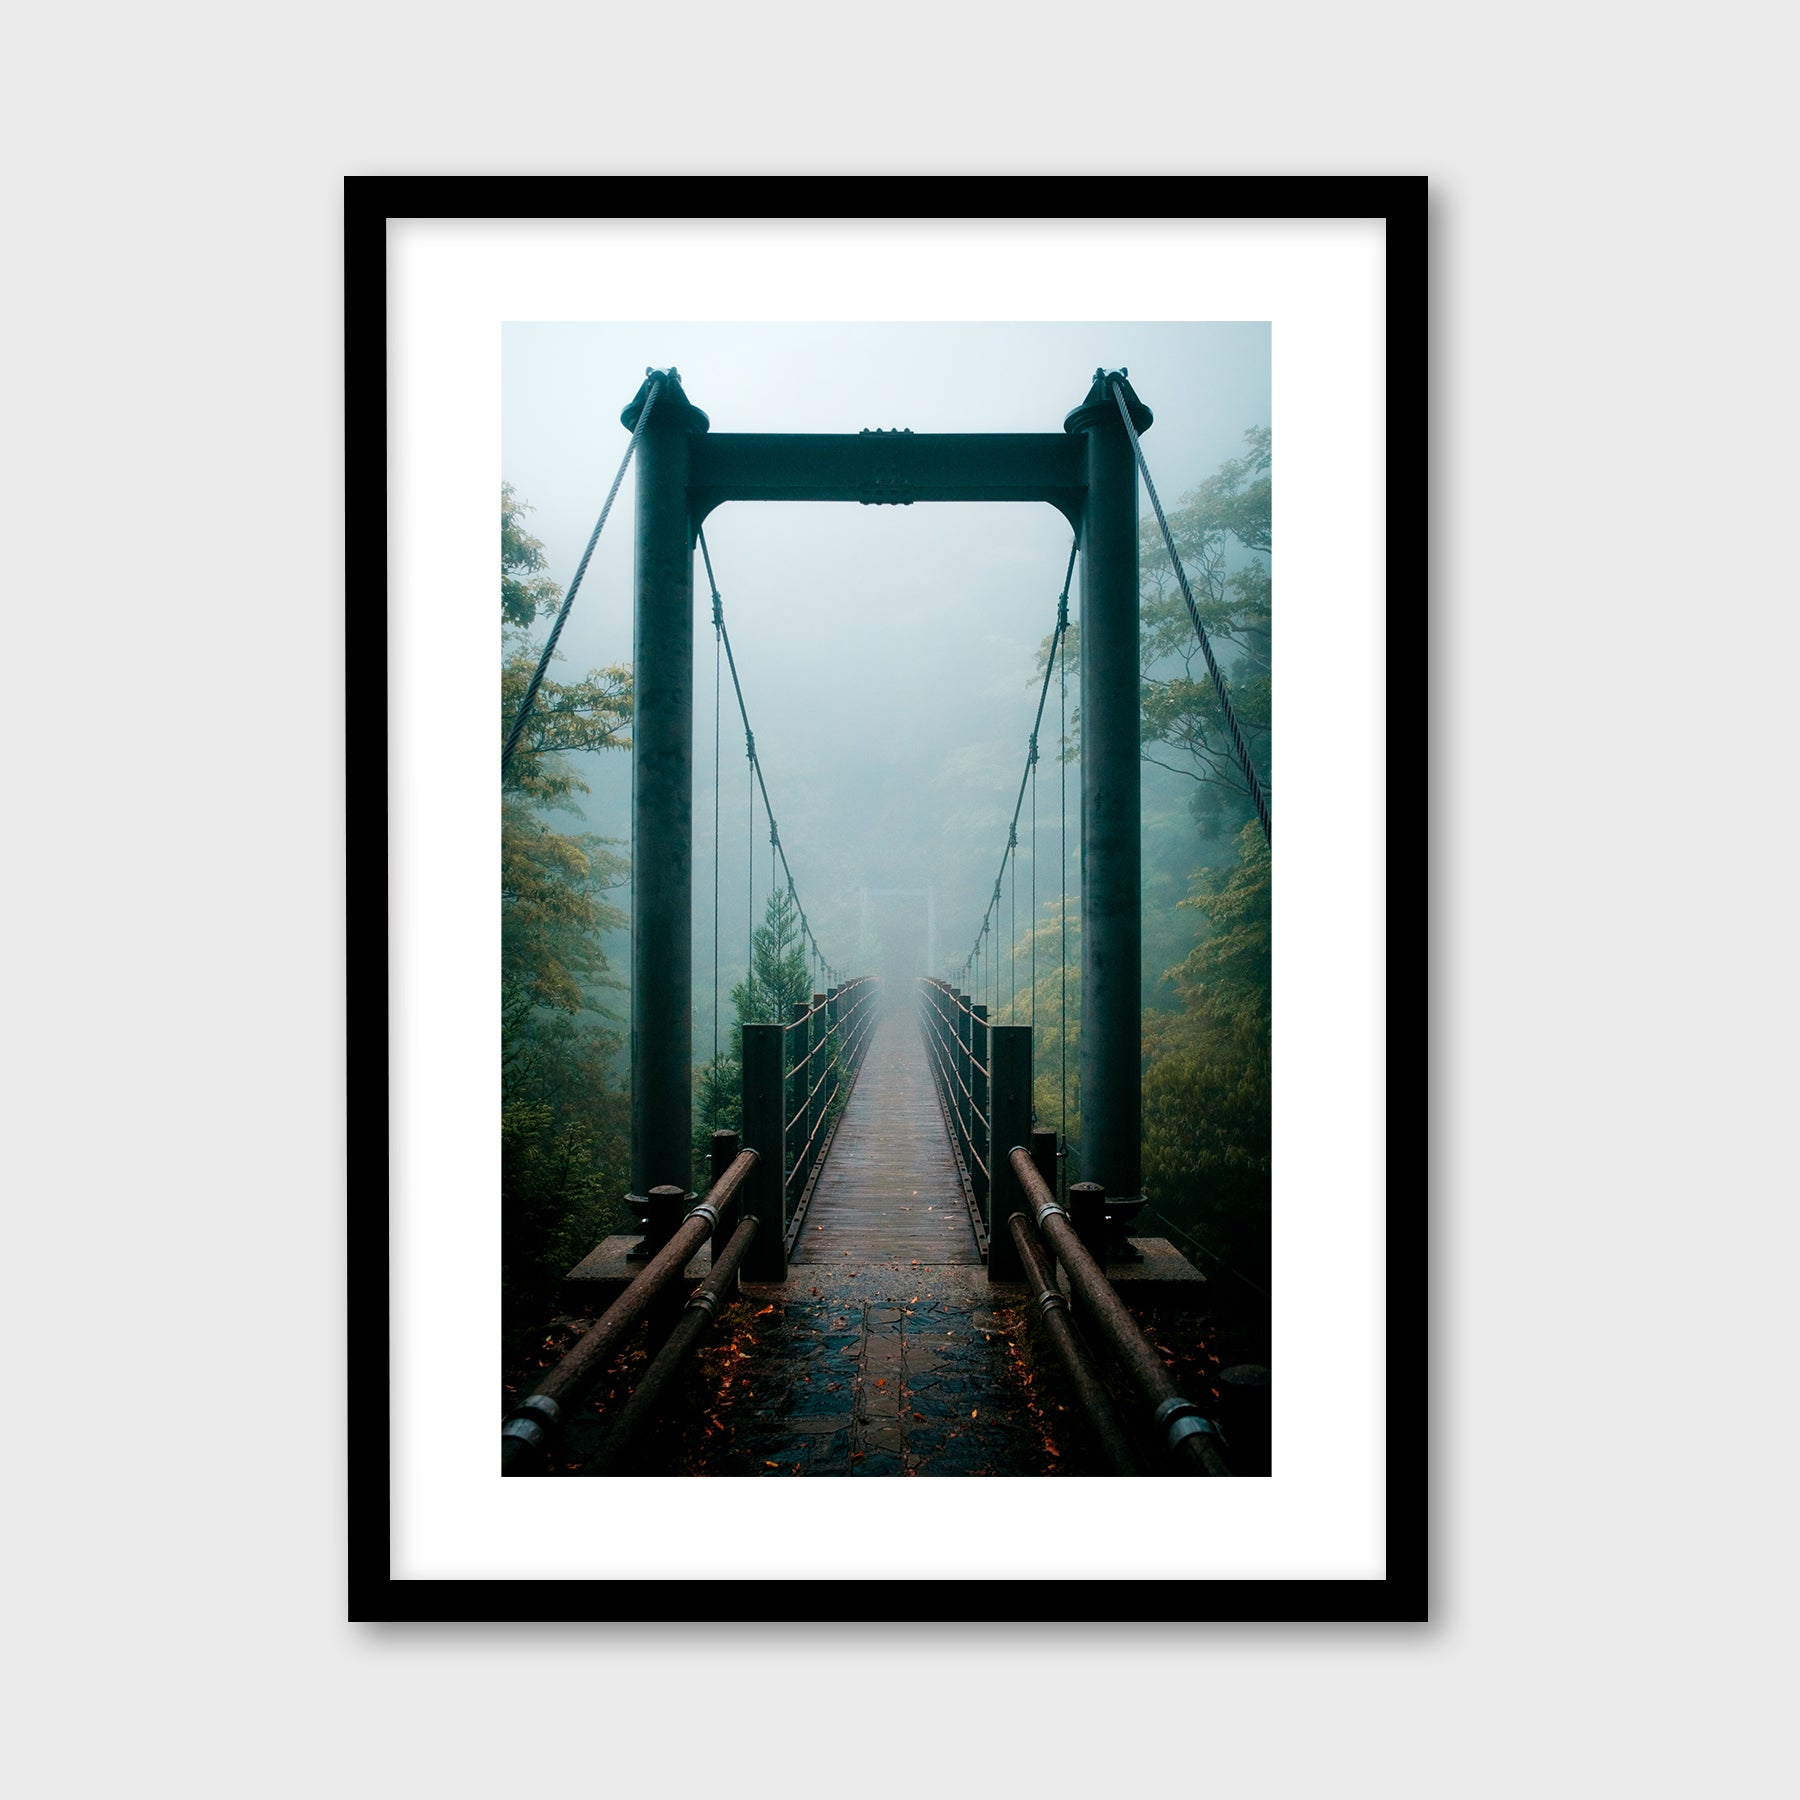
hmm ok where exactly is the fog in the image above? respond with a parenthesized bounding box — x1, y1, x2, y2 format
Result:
(502, 322, 1270, 1055)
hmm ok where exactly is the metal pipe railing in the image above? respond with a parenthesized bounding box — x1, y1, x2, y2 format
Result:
(500, 1147, 760, 1474)
(781, 978, 881, 1195)
(783, 978, 879, 1229)
(918, 977, 990, 1198)
(579, 1214, 760, 1476)
(742, 976, 881, 1280)
(1007, 1212, 1140, 1475)
(918, 978, 993, 1249)
(1008, 1145, 1231, 1476)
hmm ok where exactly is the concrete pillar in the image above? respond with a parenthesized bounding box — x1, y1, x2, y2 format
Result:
(623, 369, 710, 1201)
(1064, 369, 1149, 1204)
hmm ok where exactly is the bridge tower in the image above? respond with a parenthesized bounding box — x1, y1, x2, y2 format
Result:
(1064, 370, 1148, 1206)
(620, 367, 1149, 1213)
(623, 370, 710, 1202)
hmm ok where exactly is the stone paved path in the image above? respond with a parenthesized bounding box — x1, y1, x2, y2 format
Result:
(663, 1264, 1065, 1475)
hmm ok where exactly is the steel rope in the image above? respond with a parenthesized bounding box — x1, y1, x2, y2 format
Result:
(956, 539, 1078, 976)
(1109, 378, 1271, 846)
(712, 575, 722, 1084)
(501, 375, 660, 776)
(1059, 592, 1068, 1190)
(699, 526, 841, 1000)
(747, 735, 754, 1016)
(1030, 714, 1037, 1028)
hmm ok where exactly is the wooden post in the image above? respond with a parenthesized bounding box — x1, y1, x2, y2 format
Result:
(806, 992, 827, 1188)
(937, 986, 952, 1115)
(646, 1184, 689, 1344)
(987, 1024, 1032, 1283)
(644, 1184, 685, 1257)
(971, 1002, 991, 1219)
(955, 990, 974, 1171)
(826, 985, 843, 1118)
(740, 1023, 786, 1281)
(708, 1129, 741, 1260)
(1030, 1126, 1059, 1200)
(1069, 1182, 1108, 1265)
(792, 993, 813, 1159)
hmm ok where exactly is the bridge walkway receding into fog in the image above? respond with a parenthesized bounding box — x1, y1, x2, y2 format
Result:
(791, 1008, 980, 1268)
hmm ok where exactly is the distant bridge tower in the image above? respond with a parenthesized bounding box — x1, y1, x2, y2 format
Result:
(859, 883, 936, 977)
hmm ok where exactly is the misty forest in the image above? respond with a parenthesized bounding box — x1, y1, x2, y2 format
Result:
(499, 330, 1270, 1478)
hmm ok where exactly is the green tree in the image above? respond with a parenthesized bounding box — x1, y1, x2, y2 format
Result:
(732, 885, 813, 1029)
(502, 481, 562, 628)
(500, 484, 634, 1334)
(1031, 425, 1271, 842)
(691, 886, 815, 1179)
(1138, 425, 1272, 840)
(501, 484, 631, 799)
(1004, 899, 1081, 1160)
(1141, 820, 1271, 1287)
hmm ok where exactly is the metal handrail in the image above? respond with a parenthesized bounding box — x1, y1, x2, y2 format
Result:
(917, 978, 990, 1163)
(772, 978, 881, 1183)
(1007, 1146, 1231, 1476)
(1006, 1209, 1139, 1474)
(580, 1214, 761, 1476)
(500, 1147, 760, 1474)
(916, 977, 995, 1256)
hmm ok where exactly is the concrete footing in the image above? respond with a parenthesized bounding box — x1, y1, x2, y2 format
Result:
(560, 1234, 711, 1313)
(1053, 1236, 1209, 1310)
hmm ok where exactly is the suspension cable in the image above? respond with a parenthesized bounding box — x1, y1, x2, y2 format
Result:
(712, 578, 722, 1082)
(747, 734, 754, 1015)
(501, 375, 661, 775)
(1008, 823, 1016, 1018)
(1108, 377, 1271, 846)
(699, 526, 841, 985)
(957, 539, 1078, 981)
(1059, 580, 1068, 1184)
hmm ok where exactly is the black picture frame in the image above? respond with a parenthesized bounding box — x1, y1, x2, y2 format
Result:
(348, 175, 1426, 1623)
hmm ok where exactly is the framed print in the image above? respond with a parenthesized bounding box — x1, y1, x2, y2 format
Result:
(351, 177, 1422, 1618)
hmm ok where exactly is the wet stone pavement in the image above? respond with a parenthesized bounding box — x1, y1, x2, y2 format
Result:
(615, 1262, 1078, 1477)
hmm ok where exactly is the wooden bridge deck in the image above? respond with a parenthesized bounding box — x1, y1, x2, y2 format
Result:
(791, 1006, 980, 1266)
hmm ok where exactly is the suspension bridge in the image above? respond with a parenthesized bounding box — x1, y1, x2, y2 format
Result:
(501, 368, 1269, 1479)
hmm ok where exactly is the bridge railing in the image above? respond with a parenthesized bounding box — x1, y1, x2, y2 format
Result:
(501, 1138, 761, 1475)
(917, 976, 994, 1256)
(741, 974, 881, 1280)
(915, 977, 1231, 1475)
